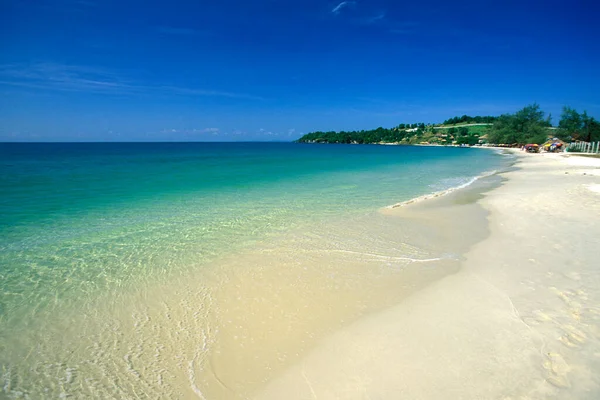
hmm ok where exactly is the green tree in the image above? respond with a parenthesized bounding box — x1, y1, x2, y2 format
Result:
(558, 106, 582, 140)
(589, 119, 600, 142)
(556, 107, 600, 142)
(581, 112, 600, 142)
(488, 104, 550, 144)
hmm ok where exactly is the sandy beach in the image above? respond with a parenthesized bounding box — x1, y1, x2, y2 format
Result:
(3, 148, 598, 399)
(256, 151, 600, 399)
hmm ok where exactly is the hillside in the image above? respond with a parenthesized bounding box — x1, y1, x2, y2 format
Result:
(296, 104, 590, 146)
(296, 123, 489, 146)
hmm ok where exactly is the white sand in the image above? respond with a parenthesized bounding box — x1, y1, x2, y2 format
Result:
(256, 152, 600, 399)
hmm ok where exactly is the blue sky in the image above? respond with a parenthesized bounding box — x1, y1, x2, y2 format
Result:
(1, 0, 599, 141)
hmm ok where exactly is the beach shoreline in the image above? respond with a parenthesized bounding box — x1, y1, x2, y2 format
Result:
(386, 168, 501, 209)
(0, 144, 510, 399)
(5, 147, 599, 399)
(256, 151, 600, 399)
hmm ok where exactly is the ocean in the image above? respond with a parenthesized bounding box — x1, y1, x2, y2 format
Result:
(0, 142, 506, 398)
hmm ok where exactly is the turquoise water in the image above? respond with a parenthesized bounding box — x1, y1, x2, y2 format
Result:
(1, 143, 501, 313)
(0, 142, 504, 398)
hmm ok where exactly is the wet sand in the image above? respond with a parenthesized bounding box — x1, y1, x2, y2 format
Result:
(0, 172, 497, 398)
(194, 182, 499, 398)
(256, 151, 600, 399)
(7, 150, 599, 399)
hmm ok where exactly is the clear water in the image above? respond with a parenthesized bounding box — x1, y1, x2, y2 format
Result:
(0, 142, 504, 398)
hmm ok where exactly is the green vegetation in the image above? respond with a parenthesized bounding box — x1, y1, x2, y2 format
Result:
(297, 127, 421, 145)
(443, 115, 497, 125)
(558, 106, 600, 142)
(486, 104, 551, 145)
(296, 104, 599, 146)
(434, 125, 488, 146)
(297, 119, 493, 146)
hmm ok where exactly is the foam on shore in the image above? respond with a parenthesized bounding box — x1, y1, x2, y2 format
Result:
(0, 173, 500, 399)
(255, 150, 600, 399)
(0, 146, 510, 399)
(387, 169, 499, 208)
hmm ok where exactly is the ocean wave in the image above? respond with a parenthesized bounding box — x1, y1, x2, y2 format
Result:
(386, 170, 498, 209)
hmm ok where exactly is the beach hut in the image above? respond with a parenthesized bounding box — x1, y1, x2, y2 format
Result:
(543, 138, 566, 152)
(523, 144, 540, 153)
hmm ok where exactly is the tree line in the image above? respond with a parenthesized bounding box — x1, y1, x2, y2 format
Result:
(296, 104, 600, 145)
(442, 115, 498, 125)
(487, 104, 600, 145)
(297, 127, 421, 145)
(558, 107, 600, 142)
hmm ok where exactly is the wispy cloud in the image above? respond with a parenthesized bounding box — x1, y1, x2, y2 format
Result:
(332, 1, 355, 15)
(157, 86, 264, 100)
(0, 62, 264, 100)
(258, 128, 276, 136)
(364, 12, 386, 25)
(331, 2, 387, 26)
(159, 128, 221, 136)
(0, 63, 134, 93)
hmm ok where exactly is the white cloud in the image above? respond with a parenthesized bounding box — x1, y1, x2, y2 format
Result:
(158, 128, 221, 136)
(0, 62, 264, 100)
(364, 12, 385, 24)
(0, 62, 133, 93)
(157, 86, 264, 100)
(200, 128, 220, 134)
(258, 128, 277, 136)
(332, 1, 355, 15)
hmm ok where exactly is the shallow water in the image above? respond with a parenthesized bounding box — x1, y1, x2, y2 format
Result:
(0, 143, 505, 398)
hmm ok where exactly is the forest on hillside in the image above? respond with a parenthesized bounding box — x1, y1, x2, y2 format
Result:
(442, 115, 498, 125)
(297, 105, 600, 146)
